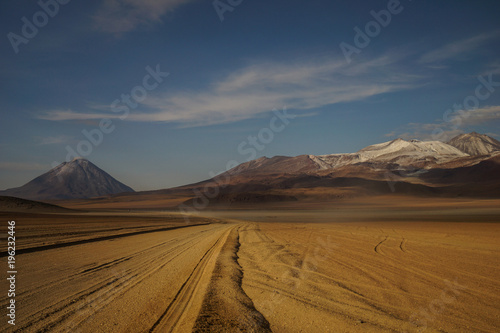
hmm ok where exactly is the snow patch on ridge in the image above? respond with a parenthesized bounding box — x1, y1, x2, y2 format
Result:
(315, 138, 469, 169)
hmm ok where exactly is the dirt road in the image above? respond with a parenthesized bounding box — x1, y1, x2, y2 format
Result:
(0, 220, 238, 332)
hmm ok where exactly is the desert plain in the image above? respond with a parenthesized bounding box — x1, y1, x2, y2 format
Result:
(1, 195, 499, 333)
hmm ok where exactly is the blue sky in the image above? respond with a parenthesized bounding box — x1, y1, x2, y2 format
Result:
(1, 0, 500, 191)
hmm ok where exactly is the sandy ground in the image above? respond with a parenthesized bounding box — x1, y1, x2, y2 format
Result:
(0, 213, 237, 332)
(237, 221, 500, 332)
(1, 198, 499, 332)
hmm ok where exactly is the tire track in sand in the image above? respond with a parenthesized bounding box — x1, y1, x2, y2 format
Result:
(374, 236, 388, 255)
(9, 224, 223, 332)
(149, 225, 236, 332)
(193, 226, 272, 332)
(0, 222, 210, 257)
(399, 238, 407, 253)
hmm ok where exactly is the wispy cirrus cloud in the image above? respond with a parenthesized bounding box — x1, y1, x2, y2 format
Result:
(419, 32, 500, 64)
(37, 110, 122, 121)
(36, 135, 73, 145)
(385, 123, 464, 142)
(387, 105, 500, 141)
(38, 54, 424, 127)
(462, 105, 500, 122)
(482, 60, 500, 76)
(93, 0, 196, 34)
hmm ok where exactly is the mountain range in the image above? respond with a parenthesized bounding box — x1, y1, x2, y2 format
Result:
(1, 132, 499, 204)
(228, 132, 500, 176)
(177, 132, 500, 205)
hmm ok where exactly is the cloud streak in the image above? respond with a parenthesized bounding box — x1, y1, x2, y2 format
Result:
(388, 105, 500, 141)
(93, 0, 196, 34)
(456, 105, 500, 126)
(38, 110, 122, 121)
(39, 54, 423, 127)
(419, 32, 500, 64)
(36, 135, 73, 145)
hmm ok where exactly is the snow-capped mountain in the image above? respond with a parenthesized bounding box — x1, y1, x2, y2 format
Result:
(447, 132, 500, 156)
(229, 136, 477, 178)
(313, 138, 468, 169)
(191, 132, 500, 203)
(0, 158, 134, 200)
